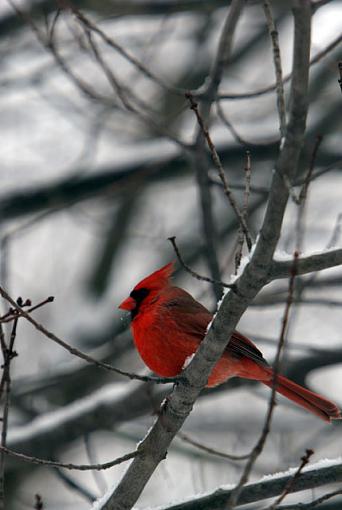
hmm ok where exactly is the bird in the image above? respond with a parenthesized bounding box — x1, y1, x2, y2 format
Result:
(119, 262, 341, 422)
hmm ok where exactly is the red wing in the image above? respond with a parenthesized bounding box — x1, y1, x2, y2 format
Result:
(162, 288, 211, 340)
(162, 287, 268, 366)
(228, 331, 269, 367)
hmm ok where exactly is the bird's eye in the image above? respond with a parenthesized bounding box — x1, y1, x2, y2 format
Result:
(130, 287, 150, 305)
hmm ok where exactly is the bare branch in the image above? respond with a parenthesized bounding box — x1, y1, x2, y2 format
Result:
(158, 459, 342, 510)
(168, 236, 236, 290)
(177, 431, 250, 461)
(0, 285, 180, 385)
(190, 0, 246, 299)
(53, 469, 96, 503)
(294, 134, 323, 250)
(262, 0, 287, 138)
(219, 32, 342, 101)
(270, 248, 342, 280)
(235, 151, 252, 272)
(186, 92, 253, 250)
(0, 300, 20, 509)
(71, 6, 187, 97)
(216, 101, 279, 147)
(0, 296, 54, 324)
(265, 449, 314, 510)
(299, 135, 323, 203)
(0, 444, 138, 471)
(279, 488, 342, 509)
(227, 252, 299, 509)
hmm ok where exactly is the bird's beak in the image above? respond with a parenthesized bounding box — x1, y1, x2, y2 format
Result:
(118, 296, 136, 311)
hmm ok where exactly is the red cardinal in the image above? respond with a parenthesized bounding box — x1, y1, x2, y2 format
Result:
(119, 263, 340, 422)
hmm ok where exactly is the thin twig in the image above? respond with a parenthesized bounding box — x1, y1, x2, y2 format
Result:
(0, 307, 19, 510)
(216, 101, 280, 147)
(8, 0, 111, 103)
(54, 469, 96, 503)
(48, 7, 61, 42)
(168, 236, 236, 290)
(265, 449, 314, 510)
(235, 151, 252, 273)
(186, 92, 253, 250)
(209, 175, 269, 195)
(227, 251, 299, 509)
(84, 434, 107, 493)
(295, 135, 323, 250)
(299, 135, 323, 203)
(191, 0, 245, 299)
(177, 431, 250, 461)
(0, 296, 54, 324)
(9, 0, 187, 150)
(282, 133, 322, 209)
(0, 238, 9, 292)
(219, 32, 342, 101)
(296, 158, 342, 187)
(71, 6, 186, 97)
(282, 488, 342, 509)
(0, 324, 5, 510)
(79, 22, 187, 149)
(0, 444, 138, 471)
(263, 0, 287, 138)
(0, 286, 181, 385)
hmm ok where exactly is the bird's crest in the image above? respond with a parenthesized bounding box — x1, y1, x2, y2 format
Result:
(134, 262, 174, 291)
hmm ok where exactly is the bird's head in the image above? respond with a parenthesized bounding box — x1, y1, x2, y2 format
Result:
(119, 262, 174, 318)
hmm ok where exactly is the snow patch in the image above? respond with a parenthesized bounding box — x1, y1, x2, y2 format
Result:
(273, 247, 342, 262)
(183, 353, 195, 369)
(91, 485, 114, 509)
(154, 457, 342, 510)
(260, 456, 342, 482)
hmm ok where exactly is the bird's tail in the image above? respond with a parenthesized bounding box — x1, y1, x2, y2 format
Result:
(263, 373, 341, 422)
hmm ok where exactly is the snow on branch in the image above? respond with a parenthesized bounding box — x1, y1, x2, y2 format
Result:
(157, 457, 342, 510)
(270, 248, 342, 280)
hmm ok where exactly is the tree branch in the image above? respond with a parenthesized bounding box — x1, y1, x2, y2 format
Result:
(269, 249, 342, 281)
(218, 32, 341, 101)
(190, 0, 246, 299)
(100, 2, 312, 509)
(0, 286, 179, 385)
(157, 459, 342, 510)
(262, 0, 287, 138)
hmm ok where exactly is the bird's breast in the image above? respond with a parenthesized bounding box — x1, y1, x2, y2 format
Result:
(131, 311, 199, 377)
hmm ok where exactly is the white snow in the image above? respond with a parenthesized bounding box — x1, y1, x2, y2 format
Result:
(182, 353, 195, 369)
(260, 456, 342, 482)
(273, 247, 342, 262)
(153, 457, 342, 510)
(91, 484, 114, 510)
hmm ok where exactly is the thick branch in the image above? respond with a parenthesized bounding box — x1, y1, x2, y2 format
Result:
(269, 249, 342, 281)
(157, 459, 342, 510)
